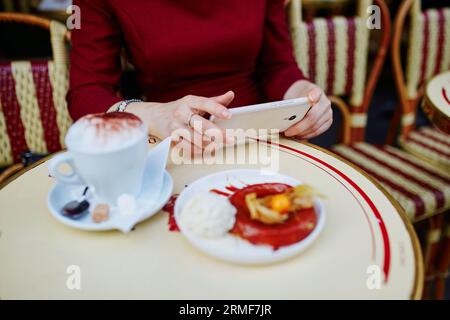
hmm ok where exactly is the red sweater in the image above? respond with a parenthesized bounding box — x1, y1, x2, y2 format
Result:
(68, 0, 306, 120)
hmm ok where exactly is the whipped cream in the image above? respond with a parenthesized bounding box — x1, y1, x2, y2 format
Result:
(179, 193, 236, 238)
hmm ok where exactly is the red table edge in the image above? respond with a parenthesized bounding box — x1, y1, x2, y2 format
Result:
(421, 72, 450, 135)
(301, 141, 424, 300)
(422, 94, 450, 135)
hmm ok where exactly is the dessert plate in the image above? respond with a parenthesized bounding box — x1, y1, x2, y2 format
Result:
(47, 170, 173, 232)
(174, 169, 326, 265)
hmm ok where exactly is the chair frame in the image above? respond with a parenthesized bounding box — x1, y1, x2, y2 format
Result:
(0, 12, 71, 40)
(388, 0, 418, 143)
(289, 0, 391, 144)
(389, 0, 450, 299)
(0, 13, 70, 184)
(388, 0, 449, 143)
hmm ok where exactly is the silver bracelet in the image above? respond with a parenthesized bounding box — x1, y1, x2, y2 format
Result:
(115, 99, 143, 112)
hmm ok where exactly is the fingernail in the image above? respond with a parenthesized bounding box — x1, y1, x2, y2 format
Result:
(222, 110, 231, 118)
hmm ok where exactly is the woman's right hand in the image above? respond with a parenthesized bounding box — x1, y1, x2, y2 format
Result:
(125, 91, 235, 154)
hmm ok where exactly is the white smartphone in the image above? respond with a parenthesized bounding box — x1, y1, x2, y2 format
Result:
(211, 97, 311, 134)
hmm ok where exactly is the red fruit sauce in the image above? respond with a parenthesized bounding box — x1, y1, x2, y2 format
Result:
(163, 194, 179, 232)
(163, 183, 318, 249)
(229, 183, 317, 249)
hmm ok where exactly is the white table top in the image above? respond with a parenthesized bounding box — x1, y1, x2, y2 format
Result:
(0, 139, 423, 299)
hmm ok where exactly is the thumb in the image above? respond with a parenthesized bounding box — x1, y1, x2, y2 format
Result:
(308, 88, 322, 105)
(211, 91, 235, 107)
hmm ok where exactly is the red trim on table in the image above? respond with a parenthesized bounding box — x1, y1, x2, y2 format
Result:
(272, 141, 391, 282)
(332, 148, 425, 218)
(31, 62, 62, 153)
(170, 140, 392, 281)
(443, 87, 450, 105)
(289, 147, 377, 261)
(250, 138, 377, 261)
(326, 18, 336, 94)
(0, 63, 29, 163)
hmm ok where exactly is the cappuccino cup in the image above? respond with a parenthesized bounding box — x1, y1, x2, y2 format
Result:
(49, 112, 148, 206)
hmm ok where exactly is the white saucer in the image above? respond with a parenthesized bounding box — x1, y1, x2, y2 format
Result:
(48, 170, 173, 232)
(174, 169, 326, 265)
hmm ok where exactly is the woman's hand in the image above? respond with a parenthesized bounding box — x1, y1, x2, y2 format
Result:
(283, 80, 333, 139)
(125, 91, 235, 154)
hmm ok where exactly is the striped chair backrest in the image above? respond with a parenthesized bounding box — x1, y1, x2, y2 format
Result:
(0, 15, 72, 167)
(289, 0, 390, 143)
(291, 16, 370, 108)
(390, 0, 450, 139)
(405, 4, 450, 100)
(1, 0, 33, 12)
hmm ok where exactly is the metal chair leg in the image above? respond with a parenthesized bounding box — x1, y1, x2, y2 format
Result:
(0, 163, 24, 186)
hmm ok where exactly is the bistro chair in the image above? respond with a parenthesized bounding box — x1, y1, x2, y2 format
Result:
(389, 0, 450, 170)
(0, 13, 72, 185)
(390, 0, 450, 299)
(289, 0, 382, 143)
(288, 0, 450, 298)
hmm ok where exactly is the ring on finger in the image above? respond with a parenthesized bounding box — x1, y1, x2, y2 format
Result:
(187, 112, 196, 129)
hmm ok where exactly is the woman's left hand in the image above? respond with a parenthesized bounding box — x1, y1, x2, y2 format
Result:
(283, 80, 333, 139)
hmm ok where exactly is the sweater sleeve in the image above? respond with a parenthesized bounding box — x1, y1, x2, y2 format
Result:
(255, 0, 307, 101)
(67, 0, 123, 120)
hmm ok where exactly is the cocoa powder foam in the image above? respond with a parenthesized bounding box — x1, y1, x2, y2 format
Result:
(65, 112, 147, 153)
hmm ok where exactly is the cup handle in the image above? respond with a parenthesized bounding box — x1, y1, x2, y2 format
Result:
(48, 152, 84, 185)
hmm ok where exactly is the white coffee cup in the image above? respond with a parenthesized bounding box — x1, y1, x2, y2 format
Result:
(49, 112, 148, 206)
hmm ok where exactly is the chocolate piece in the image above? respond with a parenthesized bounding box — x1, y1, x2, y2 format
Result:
(62, 200, 90, 220)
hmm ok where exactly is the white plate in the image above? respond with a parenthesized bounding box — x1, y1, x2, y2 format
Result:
(174, 169, 326, 265)
(48, 170, 173, 231)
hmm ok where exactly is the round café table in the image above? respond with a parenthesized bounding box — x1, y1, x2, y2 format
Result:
(423, 71, 450, 134)
(0, 138, 423, 299)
